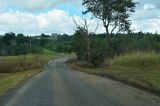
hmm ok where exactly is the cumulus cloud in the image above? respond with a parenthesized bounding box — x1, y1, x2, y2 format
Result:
(131, 19, 160, 33)
(0, 9, 105, 35)
(0, 0, 81, 12)
(143, 3, 156, 11)
(135, 0, 160, 9)
(0, 1, 5, 8)
(0, 0, 159, 34)
(0, 9, 75, 35)
(131, 9, 160, 21)
(10, 0, 52, 11)
(130, 1, 160, 33)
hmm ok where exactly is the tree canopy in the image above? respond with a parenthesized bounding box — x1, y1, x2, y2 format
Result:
(82, 0, 137, 35)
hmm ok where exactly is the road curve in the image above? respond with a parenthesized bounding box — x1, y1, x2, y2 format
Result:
(0, 57, 160, 106)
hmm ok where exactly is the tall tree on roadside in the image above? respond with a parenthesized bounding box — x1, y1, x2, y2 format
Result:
(82, 0, 137, 36)
(72, 17, 108, 67)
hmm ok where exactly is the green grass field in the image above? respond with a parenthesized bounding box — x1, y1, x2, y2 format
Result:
(0, 53, 60, 96)
(70, 52, 160, 95)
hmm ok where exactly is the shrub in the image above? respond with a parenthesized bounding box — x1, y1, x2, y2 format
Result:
(90, 38, 107, 67)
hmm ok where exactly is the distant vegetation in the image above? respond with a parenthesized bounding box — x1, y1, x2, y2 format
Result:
(1, 31, 159, 67)
(0, 32, 73, 56)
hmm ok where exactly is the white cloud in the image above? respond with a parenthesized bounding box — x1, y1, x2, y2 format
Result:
(0, 8, 158, 35)
(0, 9, 77, 35)
(130, 2, 160, 33)
(143, 3, 156, 11)
(131, 9, 160, 21)
(10, 0, 53, 11)
(0, 0, 81, 12)
(0, 7, 106, 35)
(131, 19, 160, 33)
(0, 0, 159, 34)
(0, 1, 5, 8)
(134, 0, 160, 9)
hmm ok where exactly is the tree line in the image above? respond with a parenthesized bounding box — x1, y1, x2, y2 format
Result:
(0, 32, 73, 56)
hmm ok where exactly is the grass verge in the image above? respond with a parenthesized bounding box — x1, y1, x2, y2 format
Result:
(67, 52, 160, 96)
(0, 69, 40, 96)
(0, 53, 59, 73)
(0, 53, 61, 96)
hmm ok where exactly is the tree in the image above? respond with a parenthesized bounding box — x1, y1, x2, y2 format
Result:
(2, 32, 16, 45)
(72, 17, 108, 67)
(73, 26, 88, 60)
(82, 0, 137, 36)
(16, 33, 26, 44)
(40, 33, 49, 47)
(90, 37, 107, 67)
(73, 17, 97, 62)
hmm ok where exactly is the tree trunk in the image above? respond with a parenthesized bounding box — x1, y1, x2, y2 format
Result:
(104, 23, 110, 37)
(86, 35, 91, 62)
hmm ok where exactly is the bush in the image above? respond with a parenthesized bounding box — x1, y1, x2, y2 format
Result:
(90, 38, 107, 67)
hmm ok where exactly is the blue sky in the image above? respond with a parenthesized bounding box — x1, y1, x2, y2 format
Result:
(0, 0, 159, 35)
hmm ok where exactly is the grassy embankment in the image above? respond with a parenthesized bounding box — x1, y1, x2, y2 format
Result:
(0, 53, 59, 96)
(69, 52, 160, 95)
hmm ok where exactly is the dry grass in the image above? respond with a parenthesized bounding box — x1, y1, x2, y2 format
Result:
(0, 53, 60, 96)
(109, 52, 160, 69)
(0, 54, 57, 73)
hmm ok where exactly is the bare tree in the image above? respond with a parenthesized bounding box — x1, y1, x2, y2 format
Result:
(73, 16, 99, 62)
